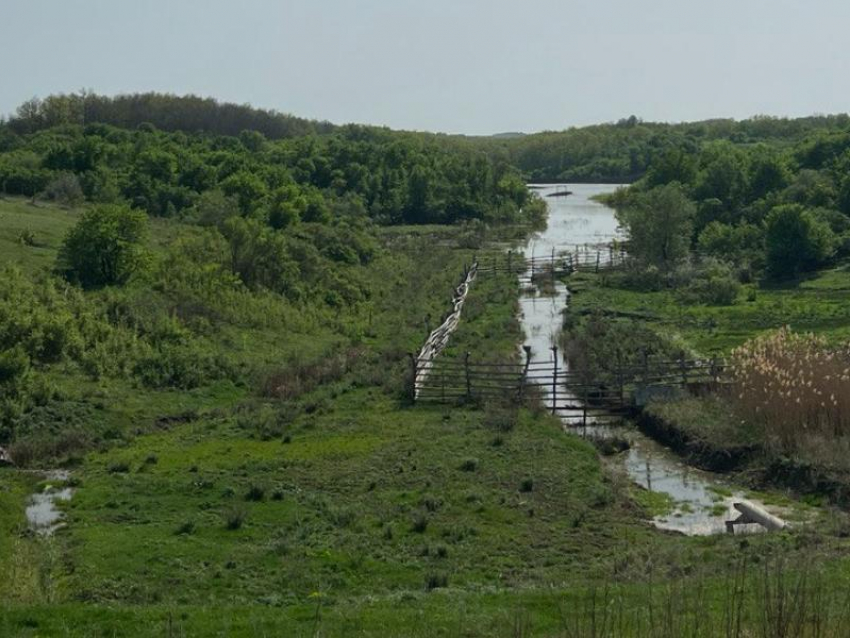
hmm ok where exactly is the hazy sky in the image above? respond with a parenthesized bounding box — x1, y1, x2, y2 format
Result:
(2, 0, 848, 135)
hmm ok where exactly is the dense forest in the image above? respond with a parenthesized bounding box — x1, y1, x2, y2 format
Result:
(609, 130, 850, 285)
(0, 93, 544, 454)
(5, 92, 334, 139)
(483, 114, 850, 183)
(0, 93, 532, 227)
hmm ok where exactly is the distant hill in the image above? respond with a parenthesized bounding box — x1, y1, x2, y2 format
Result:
(6, 92, 335, 139)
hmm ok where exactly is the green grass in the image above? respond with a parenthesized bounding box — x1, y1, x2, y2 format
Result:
(568, 264, 850, 354)
(6, 201, 850, 634)
(0, 197, 201, 274)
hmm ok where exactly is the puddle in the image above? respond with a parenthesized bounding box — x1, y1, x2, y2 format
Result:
(517, 184, 788, 535)
(24, 470, 73, 536)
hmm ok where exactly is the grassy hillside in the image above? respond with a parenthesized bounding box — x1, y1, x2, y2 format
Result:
(6, 202, 850, 635)
(0, 199, 656, 634)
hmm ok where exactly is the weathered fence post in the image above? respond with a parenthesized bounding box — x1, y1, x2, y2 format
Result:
(679, 350, 688, 387)
(507, 250, 513, 274)
(616, 350, 625, 408)
(464, 351, 472, 401)
(441, 360, 446, 404)
(408, 353, 418, 402)
(551, 247, 557, 285)
(551, 346, 559, 415)
(582, 384, 588, 428)
(595, 251, 601, 273)
(518, 345, 532, 404)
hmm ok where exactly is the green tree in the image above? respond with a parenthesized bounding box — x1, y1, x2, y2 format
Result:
(764, 204, 835, 279)
(617, 184, 695, 270)
(220, 170, 268, 215)
(57, 205, 150, 288)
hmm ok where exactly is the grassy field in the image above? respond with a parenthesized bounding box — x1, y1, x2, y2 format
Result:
(567, 265, 850, 354)
(0, 200, 654, 635)
(6, 200, 850, 635)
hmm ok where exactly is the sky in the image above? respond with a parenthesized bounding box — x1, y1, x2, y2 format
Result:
(1, 0, 848, 135)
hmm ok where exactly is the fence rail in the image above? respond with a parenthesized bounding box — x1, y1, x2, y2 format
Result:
(411, 347, 726, 424)
(474, 244, 628, 282)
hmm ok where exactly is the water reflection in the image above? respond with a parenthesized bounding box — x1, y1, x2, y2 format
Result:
(518, 184, 773, 535)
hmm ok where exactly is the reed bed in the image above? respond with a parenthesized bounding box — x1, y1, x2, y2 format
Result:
(729, 327, 850, 459)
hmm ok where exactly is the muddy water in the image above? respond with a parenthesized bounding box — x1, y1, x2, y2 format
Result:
(25, 470, 73, 536)
(519, 184, 773, 535)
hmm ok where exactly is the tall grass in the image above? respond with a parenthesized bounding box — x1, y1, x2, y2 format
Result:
(729, 327, 850, 457)
(553, 556, 850, 638)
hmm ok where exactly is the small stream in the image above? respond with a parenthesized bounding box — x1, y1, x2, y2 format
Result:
(518, 184, 779, 535)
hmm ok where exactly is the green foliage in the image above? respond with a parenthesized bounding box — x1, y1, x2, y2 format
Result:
(43, 172, 84, 207)
(765, 204, 835, 278)
(57, 204, 150, 288)
(616, 184, 694, 270)
(697, 221, 765, 272)
(674, 260, 741, 306)
(1, 93, 536, 229)
(560, 310, 681, 385)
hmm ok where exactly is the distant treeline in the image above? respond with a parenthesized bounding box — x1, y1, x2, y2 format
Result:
(484, 114, 850, 183)
(0, 93, 537, 227)
(5, 92, 334, 139)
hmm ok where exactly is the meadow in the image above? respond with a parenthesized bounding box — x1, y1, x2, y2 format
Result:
(8, 199, 850, 635)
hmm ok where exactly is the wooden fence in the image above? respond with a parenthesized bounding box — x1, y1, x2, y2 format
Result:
(413, 263, 478, 396)
(411, 347, 725, 425)
(474, 244, 628, 284)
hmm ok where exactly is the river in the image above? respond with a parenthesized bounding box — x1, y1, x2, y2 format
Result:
(519, 184, 785, 535)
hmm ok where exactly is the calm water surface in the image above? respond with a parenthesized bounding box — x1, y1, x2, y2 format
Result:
(518, 184, 776, 535)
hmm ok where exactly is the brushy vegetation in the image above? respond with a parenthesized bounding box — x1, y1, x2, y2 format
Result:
(729, 328, 850, 465)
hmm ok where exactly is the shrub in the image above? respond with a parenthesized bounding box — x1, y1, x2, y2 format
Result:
(245, 484, 265, 502)
(520, 478, 534, 493)
(224, 506, 247, 530)
(411, 514, 429, 533)
(57, 204, 150, 288)
(425, 572, 448, 590)
(459, 458, 478, 472)
(107, 460, 130, 474)
(43, 172, 84, 207)
(175, 520, 195, 535)
(675, 260, 741, 306)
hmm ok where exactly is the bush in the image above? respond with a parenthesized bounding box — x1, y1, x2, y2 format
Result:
(57, 204, 150, 288)
(43, 172, 84, 207)
(675, 260, 741, 306)
(245, 484, 265, 502)
(459, 458, 478, 472)
(425, 572, 448, 590)
(411, 514, 429, 533)
(765, 204, 835, 279)
(107, 460, 130, 473)
(224, 506, 247, 530)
